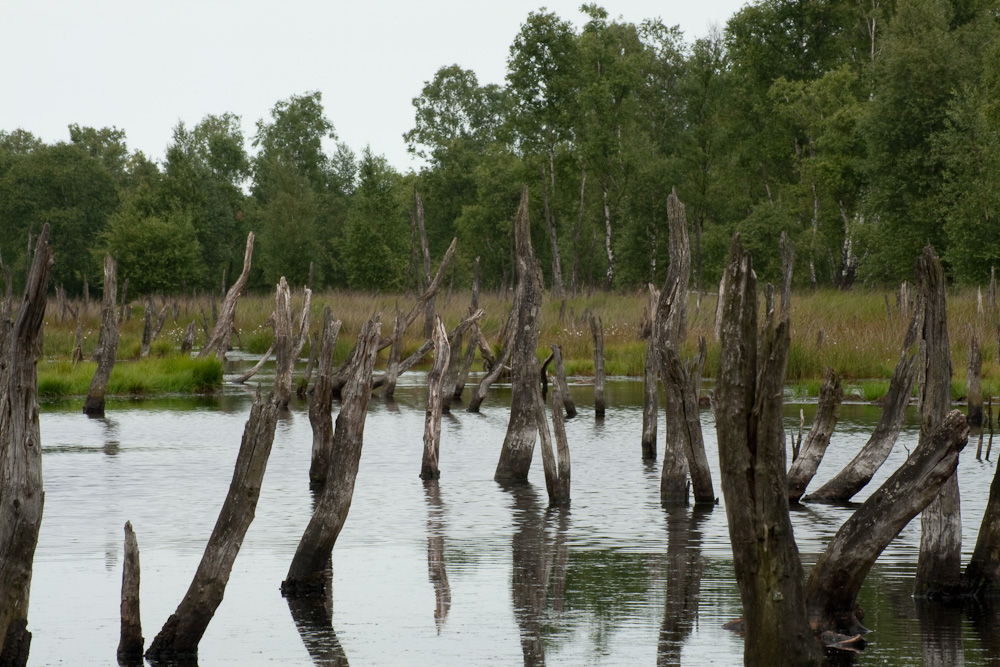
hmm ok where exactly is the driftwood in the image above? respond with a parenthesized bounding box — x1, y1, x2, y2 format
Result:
(640, 285, 660, 460)
(234, 342, 274, 385)
(805, 351, 919, 503)
(83, 254, 119, 416)
(420, 317, 450, 480)
(968, 325, 983, 426)
(589, 311, 606, 418)
(661, 336, 714, 505)
(787, 367, 843, 503)
(496, 186, 544, 482)
(804, 410, 969, 635)
(308, 309, 342, 488)
(282, 317, 381, 596)
(198, 232, 254, 361)
(273, 280, 312, 410)
(914, 246, 962, 598)
(0, 224, 52, 666)
(714, 235, 821, 666)
(453, 257, 481, 400)
(117, 521, 143, 662)
(145, 385, 279, 660)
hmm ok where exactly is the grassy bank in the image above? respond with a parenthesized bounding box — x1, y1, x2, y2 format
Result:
(37, 286, 1000, 401)
(37, 357, 223, 398)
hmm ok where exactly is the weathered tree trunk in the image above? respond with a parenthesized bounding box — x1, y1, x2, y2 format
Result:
(199, 232, 254, 361)
(641, 286, 660, 460)
(589, 312, 605, 419)
(787, 367, 843, 503)
(453, 257, 481, 401)
(440, 328, 464, 414)
(541, 160, 565, 298)
(298, 330, 320, 398)
(665, 189, 691, 340)
(424, 481, 451, 633)
(382, 307, 405, 399)
(420, 317, 450, 480)
(180, 321, 196, 356)
(282, 317, 381, 596)
(714, 235, 821, 667)
(83, 253, 119, 416)
(914, 246, 963, 599)
(0, 225, 52, 666)
(308, 309, 342, 489)
(145, 386, 279, 660)
(968, 326, 983, 427)
(273, 281, 312, 410)
(117, 521, 143, 663)
(547, 344, 576, 419)
(234, 343, 274, 385)
(661, 336, 715, 505)
(414, 190, 434, 339)
(965, 449, 1000, 596)
(140, 304, 168, 358)
(467, 310, 515, 413)
(804, 410, 969, 635)
(805, 351, 919, 503)
(496, 186, 544, 482)
(535, 381, 571, 506)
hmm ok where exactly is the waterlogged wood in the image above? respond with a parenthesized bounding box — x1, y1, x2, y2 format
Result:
(589, 312, 606, 418)
(548, 345, 576, 419)
(496, 186, 544, 482)
(282, 318, 380, 595)
(117, 522, 143, 662)
(914, 245, 963, 599)
(805, 410, 969, 635)
(965, 450, 1000, 596)
(308, 309, 342, 488)
(199, 232, 254, 361)
(661, 337, 714, 505)
(234, 343, 274, 385)
(274, 281, 312, 410)
(0, 225, 51, 666)
(787, 368, 842, 503)
(714, 236, 820, 667)
(83, 253, 119, 416)
(145, 387, 279, 660)
(805, 351, 919, 503)
(420, 318, 450, 480)
(968, 326, 983, 427)
(641, 286, 660, 459)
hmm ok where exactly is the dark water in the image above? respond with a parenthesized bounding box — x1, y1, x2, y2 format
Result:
(30, 373, 1000, 665)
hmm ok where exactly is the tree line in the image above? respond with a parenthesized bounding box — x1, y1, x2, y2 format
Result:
(2, 0, 998, 297)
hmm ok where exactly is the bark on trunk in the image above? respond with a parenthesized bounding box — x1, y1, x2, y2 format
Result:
(145, 386, 279, 660)
(804, 351, 919, 503)
(308, 309, 342, 489)
(420, 317, 450, 480)
(414, 190, 434, 340)
(273, 281, 312, 410)
(804, 410, 969, 635)
(914, 246, 963, 599)
(117, 521, 143, 662)
(787, 367, 842, 503)
(661, 337, 715, 505)
(282, 317, 380, 596)
(440, 329, 464, 414)
(83, 254, 119, 416)
(965, 448, 1000, 595)
(641, 286, 660, 460)
(589, 312, 606, 419)
(535, 381, 571, 506)
(714, 235, 821, 667)
(0, 224, 52, 665)
(547, 345, 576, 419)
(382, 307, 404, 399)
(496, 186, 544, 482)
(198, 232, 254, 361)
(968, 326, 983, 427)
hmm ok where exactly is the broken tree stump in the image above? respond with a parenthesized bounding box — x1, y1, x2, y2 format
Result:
(589, 312, 606, 419)
(548, 344, 576, 419)
(0, 224, 52, 666)
(420, 317, 450, 480)
(496, 186, 544, 482)
(83, 253, 119, 416)
(117, 521, 143, 663)
(661, 335, 715, 505)
(965, 446, 1000, 596)
(282, 317, 381, 596)
(467, 311, 515, 413)
(180, 321, 196, 356)
(308, 308, 342, 488)
(198, 232, 254, 361)
(140, 303, 168, 358)
(968, 325, 983, 427)
(535, 380, 571, 506)
(453, 257, 481, 401)
(382, 307, 405, 399)
(273, 280, 312, 410)
(640, 285, 660, 460)
(145, 387, 279, 660)
(657, 281, 690, 506)
(787, 367, 843, 503)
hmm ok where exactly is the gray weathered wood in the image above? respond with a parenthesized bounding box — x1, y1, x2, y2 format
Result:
(965, 444, 1000, 596)
(83, 253, 119, 416)
(382, 307, 405, 398)
(140, 304, 168, 358)
(589, 311, 606, 419)
(117, 521, 143, 661)
(420, 317, 450, 480)
(535, 381, 571, 506)
(0, 225, 52, 665)
(180, 321, 196, 356)
(640, 285, 660, 459)
(467, 309, 515, 413)
(372, 309, 483, 392)
(661, 336, 715, 505)
(274, 281, 312, 410)
(548, 344, 576, 419)
(787, 367, 842, 503)
(414, 190, 434, 339)
(198, 232, 254, 361)
(968, 325, 983, 427)
(453, 257, 481, 400)
(145, 386, 279, 660)
(308, 309, 342, 488)
(657, 280, 690, 505)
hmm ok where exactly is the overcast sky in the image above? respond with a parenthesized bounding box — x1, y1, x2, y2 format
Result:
(2, 0, 747, 172)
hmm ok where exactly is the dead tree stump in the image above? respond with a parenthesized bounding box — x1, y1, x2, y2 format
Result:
(787, 367, 842, 503)
(640, 285, 660, 460)
(661, 336, 715, 505)
(467, 308, 515, 413)
(968, 325, 983, 427)
(198, 232, 254, 361)
(140, 304, 168, 358)
(83, 253, 119, 416)
(117, 521, 143, 662)
(495, 186, 544, 482)
(180, 322, 196, 356)
(282, 317, 381, 596)
(382, 307, 405, 399)
(420, 317, 450, 480)
(965, 448, 1000, 596)
(548, 344, 576, 419)
(714, 235, 821, 667)
(589, 312, 606, 419)
(308, 309, 342, 488)
(453, 257, 481, 401)
(273, 280, 312, 410)
(414, 190, 435, 339)
(0, 224, 52, 665)
(534, 381, 571, 506)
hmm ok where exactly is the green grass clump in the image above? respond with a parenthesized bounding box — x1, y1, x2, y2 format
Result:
(38, 356, 222, 398)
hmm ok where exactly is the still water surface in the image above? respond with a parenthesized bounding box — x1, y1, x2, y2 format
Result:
(30, 373, 1000, 665)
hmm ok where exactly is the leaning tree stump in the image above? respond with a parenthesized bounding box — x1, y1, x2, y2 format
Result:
(308, 308, 342, 488)
(420, 317, 450, 480)
(787, 367, 842, 503)
(198, 232, 254, 361)
(83, 254, 119, 416)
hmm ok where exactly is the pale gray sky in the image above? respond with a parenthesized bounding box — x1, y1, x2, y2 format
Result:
(1, 0, 747, 172)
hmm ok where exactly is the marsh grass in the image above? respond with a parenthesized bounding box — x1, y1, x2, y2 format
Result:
(38, 357, 222, 398)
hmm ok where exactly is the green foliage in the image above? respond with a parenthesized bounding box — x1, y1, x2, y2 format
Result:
(38, 357, 222, 398)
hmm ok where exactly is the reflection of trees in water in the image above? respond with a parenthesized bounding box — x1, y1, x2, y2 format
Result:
(424, 480, 451, 632)
(658, 506, 710, 667)
(507, 483, 570, 667)
(969, 600, 1000, 661)
(916, 599, 965, 666)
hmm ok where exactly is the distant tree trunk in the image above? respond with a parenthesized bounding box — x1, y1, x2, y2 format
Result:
(547, 345, 576, 419)
(0, 224, 52, 666)
(309, 309, 342, 489)
(495, 186, 544, 482)
(145, 386, 279, 660)
(787, 368, 842, 503)
(282, 317, 380, 595)
(117, 521, 143, 663)
(541, 159, 565, 298)
(968, 326, 983, 427)
(414, 190, 434, 339)
(602, 181, 614, 289)
(420, 318, 450, 481)
(180, 322, 196, 356)
(83, 254, 119, 416)
(140, 304, 168, 358)
(589, 312, 606, 419)
(572, 166, 586, 293)
(199, 232, 254, 361)
(714, 235, 821, 667)
(641, 285, 660, 460)
(914, 246, 963, 599)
